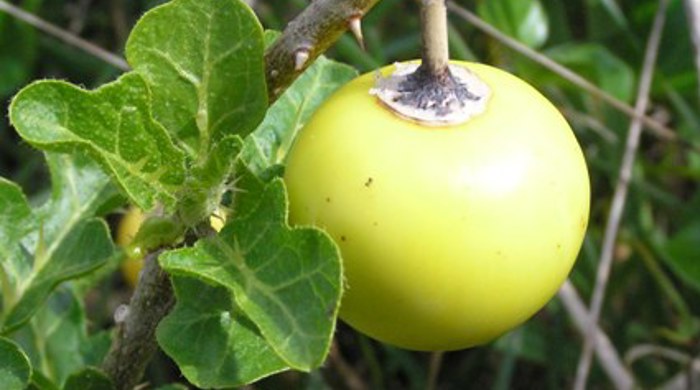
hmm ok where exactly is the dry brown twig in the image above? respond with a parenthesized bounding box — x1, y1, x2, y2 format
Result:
(558, 282, 634, 390)
(572, 0, 670, 388)
(0, 0, 129, 71)
(684, 0, 700, 96)
(446, 2, 676, 142)
(264, 0, 379, 103)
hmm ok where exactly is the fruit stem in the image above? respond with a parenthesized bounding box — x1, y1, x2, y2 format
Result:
(370, 0, 489, 125)
(419, 0, 450, 78)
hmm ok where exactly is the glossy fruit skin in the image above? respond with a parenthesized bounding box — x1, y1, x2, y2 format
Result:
(284, 61, 590, 351)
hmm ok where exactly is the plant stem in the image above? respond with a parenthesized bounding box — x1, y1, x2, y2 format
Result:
(264, 0, 380, 103)
(97, 1, 384, 385)
(573, 0, 669, 387)
(419, 0, 450, 77)
(0, 0, 129, 71)
(101, 250, 174, 390)
(426, 351, 444, 390)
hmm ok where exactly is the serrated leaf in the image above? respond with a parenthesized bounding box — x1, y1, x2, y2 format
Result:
(157, 276, 287, 388)
(126, 0, 267, 159)
(1, 153, 116, 332)
(9, 73, 187, 211)
(477, 0, 549, 49)
(242, 56, 357, 179)
(160, 179, 342, 370)
(62, 367, 113, 390)
(0, 337, 31, 390)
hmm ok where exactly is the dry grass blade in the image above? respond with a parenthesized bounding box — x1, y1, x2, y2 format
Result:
(573, 0, 670, 389)
(0, 0, 129, 71)
(684, 0, 700, 96)
(557, 281, 634, 390)
(446, 2, 676, 142)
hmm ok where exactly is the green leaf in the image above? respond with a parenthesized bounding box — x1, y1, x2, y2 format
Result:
(0, 179, 35, 310)
(1, 153, 116, 332)
(243, 56, 357, 179)
(9, 73, 187, 211)
(176, 136, 243, 226)
(28, 370, 59, 390)
(195, 136, 243, 190)
(477, 0, 549, 49)
(126, 0, 267, 159)
(662, 222, 700, 292)
(543, 43, 635, 102)
(157, 276, 287, 388)
(160, 179, 342, 370)
(230, 160, 266, 221)
(3, 219, 112, 332)
(154, 385, 189, 390)
(62, 367, 113, 390)
(131, 215, 186, 255)
(597, 0, 628, 29)
(0, 337, 31, 390)
(11, 287, 110, 385)
(264, 30, 281, 48)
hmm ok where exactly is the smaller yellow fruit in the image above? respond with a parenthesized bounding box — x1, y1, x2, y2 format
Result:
(284, 61, 589, 350)
(116, 207, 146, 288)
(116, 207, 226, 288)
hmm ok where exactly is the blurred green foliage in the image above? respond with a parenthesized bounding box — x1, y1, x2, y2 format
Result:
(1, 0, 699, 388)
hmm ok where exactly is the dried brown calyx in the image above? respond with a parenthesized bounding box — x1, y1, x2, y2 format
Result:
(370, 62, 491, 126)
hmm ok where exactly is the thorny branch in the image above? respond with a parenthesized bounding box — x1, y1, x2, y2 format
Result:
(264, 0, 379, 103)
(101, 250, 174, 390)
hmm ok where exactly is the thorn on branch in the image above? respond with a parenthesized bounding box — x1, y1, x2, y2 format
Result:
(114, 304, 130, 324)
(263, 0, 381, 103)
(348, 14, 365, 50)
(294, 45, 312, 71)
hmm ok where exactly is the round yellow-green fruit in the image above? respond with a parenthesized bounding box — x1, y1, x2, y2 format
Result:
(283, 61, 590, 351)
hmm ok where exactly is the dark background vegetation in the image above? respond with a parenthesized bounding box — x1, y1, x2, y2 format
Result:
(1, 0, 699, 388)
